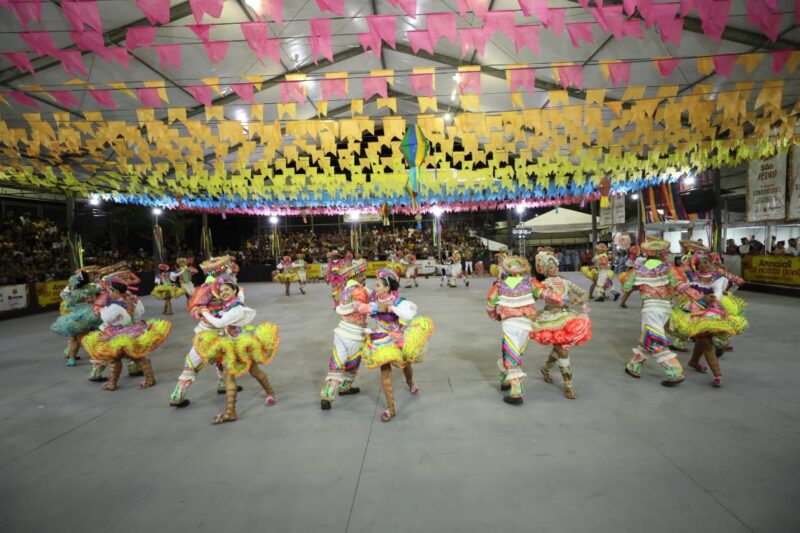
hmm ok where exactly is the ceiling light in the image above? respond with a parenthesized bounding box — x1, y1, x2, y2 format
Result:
(514, 204, 525, 214)
(88, 194, 100, 206)
(431, 206, 444, 218)
(631, 193, 639, 200)
(269, 215, 279, 225)
(152, 208, 163, 216)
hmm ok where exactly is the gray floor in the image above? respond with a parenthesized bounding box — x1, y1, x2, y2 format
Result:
(0, 274, 798, 533)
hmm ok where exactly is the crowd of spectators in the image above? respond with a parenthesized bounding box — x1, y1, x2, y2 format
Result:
(0, 212, 72, 284)
(725, 235, 800, 256)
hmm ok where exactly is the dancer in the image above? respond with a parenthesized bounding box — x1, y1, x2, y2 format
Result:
(292, 252, 308, 294)
(190, 276, 280, 424)
(151, 263, 185, 315)
(618, 246, 643, 309)
(51, 267, 103, 367)
(169, 255, 242, 407)
(669, 243, 747, 387)
(173, 257, 197, 301)
(622, 239, 702, 387)
(387, 249, 407, 279)
(489, 246, 509, 279)
(275, 255, 300, 296)
(81, 278, 172, 391)
(326, 250, 348, 306)
(486, 256, 564, 405)
(361, 268, 434, 422)
(531, 251, 592, 399)
(400, 252, 419, 288)
(581, 243, 620, 302)
(447, 249, 469, 287)
(320, 260, 369, 411)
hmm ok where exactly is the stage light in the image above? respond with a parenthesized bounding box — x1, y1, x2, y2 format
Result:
(631, 193, 639, 200)
(350, 211, 360, 221)
(152, 208, 162, 216)
(431, 206, 444, 218)
(683, 174, 696, 186)
(88, 195, 100, 206)
(514, 204, 525, 214)
(269, 215, 279, 225)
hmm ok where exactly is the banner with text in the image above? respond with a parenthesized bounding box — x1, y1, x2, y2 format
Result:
(35, 280, 69, 308)
(788, 146, 800, 220)
(0, 284, 29, 312)
(747, 151, 787, 222)
(742, 255, 800, 287)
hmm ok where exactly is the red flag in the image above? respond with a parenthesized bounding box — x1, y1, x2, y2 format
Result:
(156, 44, 182, 70)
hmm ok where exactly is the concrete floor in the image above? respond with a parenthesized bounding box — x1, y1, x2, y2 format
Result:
(0, 274, 798, 533)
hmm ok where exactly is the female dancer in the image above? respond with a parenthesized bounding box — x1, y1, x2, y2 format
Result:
(668, 243, 747, 387)
(361, 268, 434, 422)
(81, 278, 172, 391)
(173, 257, 197, 301)
(275, 255, 301, 296)
(581, 243, 619, 302)
(191, 276, 280, 424)
(51, 267, 103, 367)
(151, 263, 185, 315)
(292, 252, 308, 294)
(531, 251, 592, 399)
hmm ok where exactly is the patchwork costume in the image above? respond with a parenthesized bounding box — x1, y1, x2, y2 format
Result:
(361, 268, 434, 422)
(172, 258, 197, 299)
(400, 253, 418, 288)
(623, 240, 702, 387)
(581, 243, 619, 301)
(275, 255, 303, 296)
(151, 263, 185, 315)
(320, 260, 369, 410)
(531, 251, 592, 399)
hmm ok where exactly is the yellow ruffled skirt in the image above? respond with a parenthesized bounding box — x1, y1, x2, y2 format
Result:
(151, 285, 185, 300)
(82, 319, 172, 361)
(193, 322, 280, 377)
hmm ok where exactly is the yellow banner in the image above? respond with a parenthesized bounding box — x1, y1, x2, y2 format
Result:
(306, 264, 322, 279)
(742, 255, 800, 287)
(366, 261, 388, 278)
(35, 280, 68, 308)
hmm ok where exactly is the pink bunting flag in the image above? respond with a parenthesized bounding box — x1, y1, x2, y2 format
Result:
(126, 27, 157, 50)
(316, 0, 344, 16)
(56, 50, 88, 77)
(138, 87, 163, 108)
(156, 44, 182, 70)
(187, 84, 213, 107)
(101, 48, 131, 69)
(50, 90, 79, 108)
(427, 12, 457, 44)
(136, 0, 171, 25)
(608, 61, 631, 86)
(482, 10, 516, 38)
(543, 8, 566, 36)
(358, 33, 382, 59)
(407, 30, 434, 54)
(566, 22, 594, 47)
(71, 30, 106, 55)
(657, 16, 684, 45)
(203, 41, 228, 63)
(189, 0, 224, 23)
(367, 15, 397, 49)
(255, 0, 282, 25)
(622, 20, 644, 39)
(387, 0, 416, 18)
(513, 24, 540, 54)
(747, 0, 782, 42)
(518, 0, 550, 25)
(644, 3, 678, 29)
(409, 71, 434, 96)
(188, 24, 212, 44)
(460, 27, 487, 57)
(458, 70, 481, 94)
(771, 50, 793, 73)
(363, 75, 388, 100)
(21, 31, 59, 58)
(592, 6, 624, 39)
(700, 0, 730, 43)
(309, 18, 333, 62)
(241, 22, 280, 63)
(88, 88, 116, 109)
(279, 80, 305, 104)
(577, 0, 590, 8)
(2, 52, 34, 74)
(10, 0, 42, 28)
(796, 0, 800, 24)
(655, 57, 681, 76)
(712, 54, 737, 76)
(62, 0, 103, 32)
(321, 77, 348, 100)
(456, 0, 489, 18)
(231, 83, 256, 104)
(9, 91, 39, 108)
(623, 0, 637, 16)
(508, 67, 535, 94)
(557, 64, 583, 89)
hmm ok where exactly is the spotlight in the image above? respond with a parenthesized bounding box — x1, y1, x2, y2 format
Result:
(152, 208, 163, 215)
(88, 194, 100, 206)
(683, 174, 696, 186)
(514, 204, 525, 214)
(350, 211, 360, 221)
(444, 113, 452, 121)
(631, 193, 639, 200)
(269, 215, 279, 225)
(431, 206, 444, 218)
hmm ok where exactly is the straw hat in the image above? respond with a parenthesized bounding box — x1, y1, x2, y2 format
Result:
(501, 255, 531, 276)
(640, 239, 671, 255)
(534, 251, 558, 275)
(340, 259, 368, 279)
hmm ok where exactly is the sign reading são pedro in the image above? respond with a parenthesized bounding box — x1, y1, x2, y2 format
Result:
(742, 255, 800, 287)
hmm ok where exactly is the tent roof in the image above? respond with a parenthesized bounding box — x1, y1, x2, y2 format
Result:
(522, 208, 597, 233)
(479, 237, 506, 252)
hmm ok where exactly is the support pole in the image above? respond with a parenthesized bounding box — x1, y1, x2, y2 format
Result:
(712, 169, 723, 253)
(66, 195, 78, 270)
(506, 209, 513, 248)
(201, 213, 209, 260)
(590, 201, 598, 249)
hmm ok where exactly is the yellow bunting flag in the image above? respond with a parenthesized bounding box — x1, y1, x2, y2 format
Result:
(417, 96, 437, 112)
(696, 56, 714, 75)
(205, 106, 225, 121)
(737, 53, 763, 74)
(351, 99, 363, 115)
(250, 104, 263, 121)
(548, 90, 569, 107)
(201, 77, 222, 95)
(621, 85, 645, 102)
(277, 103, 296, 118)
(316, 100, 328, 117)
(585, 88, 605, 105)
(376, 97, 397, 112)
(143, 80, 169, 103)
(510, 92, 524, 108)
(167, 107, 186, 124)
(107, 82, 136, 100)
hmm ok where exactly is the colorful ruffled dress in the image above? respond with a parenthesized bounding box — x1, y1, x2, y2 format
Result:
(361, 294, 434, 369)
(530, 277, 592, 347)
(81, 295, 172, 362)
(669, 270, 747, 342)
(151, 275, 186, 300)
(50, 275, 103, 337)
(192, 298, 280, 377)
(274, 260, 300, 283)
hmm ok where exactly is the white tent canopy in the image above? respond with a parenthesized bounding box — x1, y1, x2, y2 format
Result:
(479, 237, 506, 251)
(521, 208, 600, 233)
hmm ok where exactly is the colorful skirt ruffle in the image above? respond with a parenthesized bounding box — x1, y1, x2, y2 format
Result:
(669, 295, 748, 341)
(361, 316, 435, 369)
(386, 262, 407, 276)
(151, 285, 185, 300)
(274, 272, 300, 283)
(193, 322, 280, 377)
(489, 264, 500, 278)
(81, 319, 172, 361)
(50, 304, 102, 337)
(618, 269, 634, 286)
(530, 311, 592, 347)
